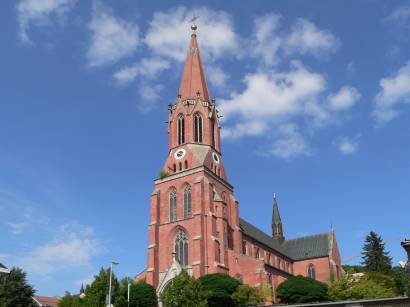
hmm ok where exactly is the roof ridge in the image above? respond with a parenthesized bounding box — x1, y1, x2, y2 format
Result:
(284, 232, 329, 242)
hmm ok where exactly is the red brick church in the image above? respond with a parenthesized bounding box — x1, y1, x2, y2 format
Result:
(138, 24, 343, 300)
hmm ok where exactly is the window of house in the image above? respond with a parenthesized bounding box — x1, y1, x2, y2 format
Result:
(255, 248, 260, 259)
(177, 115, 185, 145)
(175, 230, 188, 266)
(215, 241, 221, 263)
(308, 264, 316, 280)
(242, 241, 247, 255)
(169, 188, 177, 222)
(183, 185, 192, 218)
(184, 160, 188, 169)
(194, 113, 203, 143)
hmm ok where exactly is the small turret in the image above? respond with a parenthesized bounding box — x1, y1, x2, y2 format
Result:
(272, 193, 285, 243)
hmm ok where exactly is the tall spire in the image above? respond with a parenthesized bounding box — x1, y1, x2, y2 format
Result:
(272, 193, 285, 242)
(178, 24, 210, 102)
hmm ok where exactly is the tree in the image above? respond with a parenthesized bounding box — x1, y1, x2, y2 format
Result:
(129, 281, 157, 307)
(160, 270, 207, 307)
(362, 231, 392, 274)
(198, 273, 241, 307)
(0, 267, 36, 307)
(58, 292, 82, 307)
(81, 267, 119, 307)
(328, 273, 396, 301)
(231, 284, 264, 307)
(276, 275, 328, 303)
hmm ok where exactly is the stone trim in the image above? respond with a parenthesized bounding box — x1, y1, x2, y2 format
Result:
(148, 244, 156, 249)
(147, 268, 155, 272)
(193, 235, 202, 240)
(192, 261, 201, 266)
(149, 221, 157, 226)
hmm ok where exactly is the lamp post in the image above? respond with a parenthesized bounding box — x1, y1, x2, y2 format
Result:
(108, 261, 119, 307)
(127, 282, 131, 307)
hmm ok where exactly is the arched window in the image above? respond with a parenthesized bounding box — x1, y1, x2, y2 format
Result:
(308, 264, 316, 280)
(184, 160, 188, 169)
(183, 185, 191, 218)
(242, 241, 247, 255)
(169, 188, 177, 222)
(194, 113, 203, 143)
(215, 241, 221, 262)
(175, 230, 188, 266)
(255, 248, 260, 259)
(177, 115, 185, 145)
(179, 162, 182, 171)
(173, 164, 176, 173)
(211, 117, 215, 147)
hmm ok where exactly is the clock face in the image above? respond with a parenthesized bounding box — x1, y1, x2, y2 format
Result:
(174, 149, 186, 160)
(212, 152, 220, 164)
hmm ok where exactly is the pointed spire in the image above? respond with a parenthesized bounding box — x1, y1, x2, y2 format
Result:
(178, 24, 211, 102)
(272, 193, 285, 242)
(80, 283, 84, 294)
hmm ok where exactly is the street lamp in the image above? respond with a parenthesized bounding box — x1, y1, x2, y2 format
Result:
(108, 261, 119, 307)
(127, 282, 131, 307)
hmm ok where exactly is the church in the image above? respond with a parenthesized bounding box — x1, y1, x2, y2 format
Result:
(137, 24, 343, 299)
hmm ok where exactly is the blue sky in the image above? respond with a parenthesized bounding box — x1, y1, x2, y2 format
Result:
(1, 0, 410, 296)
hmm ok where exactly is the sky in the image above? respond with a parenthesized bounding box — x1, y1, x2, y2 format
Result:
(1, 0, 410, 296)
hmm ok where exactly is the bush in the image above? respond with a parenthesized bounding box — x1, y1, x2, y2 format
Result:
(276, 275, 328, 303)
(58, 292, 82, 307)
(231, 284, 264, 307)
(160, 270, 207, 307)
(199, 273, 241, 307)
(129, 281, 157, 307)
(328, 273, 396, 301)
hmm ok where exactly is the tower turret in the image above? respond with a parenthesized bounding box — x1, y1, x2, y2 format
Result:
(272, 193, 284, 243)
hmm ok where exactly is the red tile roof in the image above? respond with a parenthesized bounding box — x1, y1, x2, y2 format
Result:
(33, 295, 61, 307)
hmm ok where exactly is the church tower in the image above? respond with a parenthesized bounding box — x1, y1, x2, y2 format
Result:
(145, 24, 242, 291)
(272, 193, 284, 243)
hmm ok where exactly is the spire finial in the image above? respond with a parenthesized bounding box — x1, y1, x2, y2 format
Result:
(189, 16, 199, 34)
(274, 192, 277, 200)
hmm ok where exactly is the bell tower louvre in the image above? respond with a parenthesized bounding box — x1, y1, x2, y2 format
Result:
(139, 24, 343, 299)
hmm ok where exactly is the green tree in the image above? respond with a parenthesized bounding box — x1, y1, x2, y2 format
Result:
(231, 284, 264, 307)
(0, 267, 36, 307)
(129, 281, 157, 307)
(276, 275, 328, 303)
(362, 231, 392, 274)
(160, 270, 207, 307)
(328, 273, 396, 301)
(58, 292, 82, 307)
(81, 267, 119, 307)
(199, 273, 241, 307)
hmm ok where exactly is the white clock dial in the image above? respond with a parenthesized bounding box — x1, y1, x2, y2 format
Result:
(212, 152, 220, 164)
(174, 149, 186, 160)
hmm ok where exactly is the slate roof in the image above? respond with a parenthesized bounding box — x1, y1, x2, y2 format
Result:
(239, 218, 330, 261)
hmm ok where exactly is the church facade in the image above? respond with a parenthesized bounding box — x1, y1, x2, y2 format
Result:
(138, 25, 343, 298)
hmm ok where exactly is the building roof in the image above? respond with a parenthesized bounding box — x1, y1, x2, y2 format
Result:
(282, 233, 330, 260)
(0, 262, 9, 273)
(239, 218, 330, 261)
(178, 27, 211, 101)
(33, 295, 61, 307)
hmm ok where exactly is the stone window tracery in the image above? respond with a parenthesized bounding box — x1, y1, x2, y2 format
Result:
(194, 113, 203, 143)
(177, 114, 185, 145)
(175, 230, 188, 266)
(308, 264, 316, 280)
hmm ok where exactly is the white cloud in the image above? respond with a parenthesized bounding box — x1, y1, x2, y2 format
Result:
(269, 124, 311, 159)
(373, 61, 410, 124)
(87, 2, 139, 67)
(252, 14, 282, 66)
(220, 61, 326, 123)
(137, 83, 164, 113)
(221, 121, 268, 140)
(207, 66, 229, 89)
(5, 221, 30, 235)
(113, 57, 170, 85)
(145, 7, 238, 62)
(285, 19, 340, 58)
(328, 86, 361, 111)
(334, 135, 361, 155)
(16, 0, 77, 44)
(16, 222, 101, 276)
(385, 6, 410, 29)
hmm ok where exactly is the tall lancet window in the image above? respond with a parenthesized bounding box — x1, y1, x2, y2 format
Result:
(169, 188, 177, 222)
(308, 264, 316, 280)
(194, 113, 203, 143)
(175, 230, 188, 266)
(177, 115, 185, 145)
(211, 117, 215, 147)
(183, 185, 192, 218)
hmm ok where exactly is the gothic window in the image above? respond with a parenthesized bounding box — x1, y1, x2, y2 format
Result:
(175, 230, 188, 266)
(169, 188, 177, 222)
(184, 160, 188, 169)
(308, 264, 316, 280)
(255, 248, 260, 259)
(194, 113, 203, 143)
(211, 117, 215, 147)
(177, 115, 185, 145)
(242, 241, 247, 255)
(227, 226, 234, 250)
(179, 162, 182, 171)
(183, 185, 192, 218)
(173, 164, 176, 173)
(215, 241, 221, 263)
